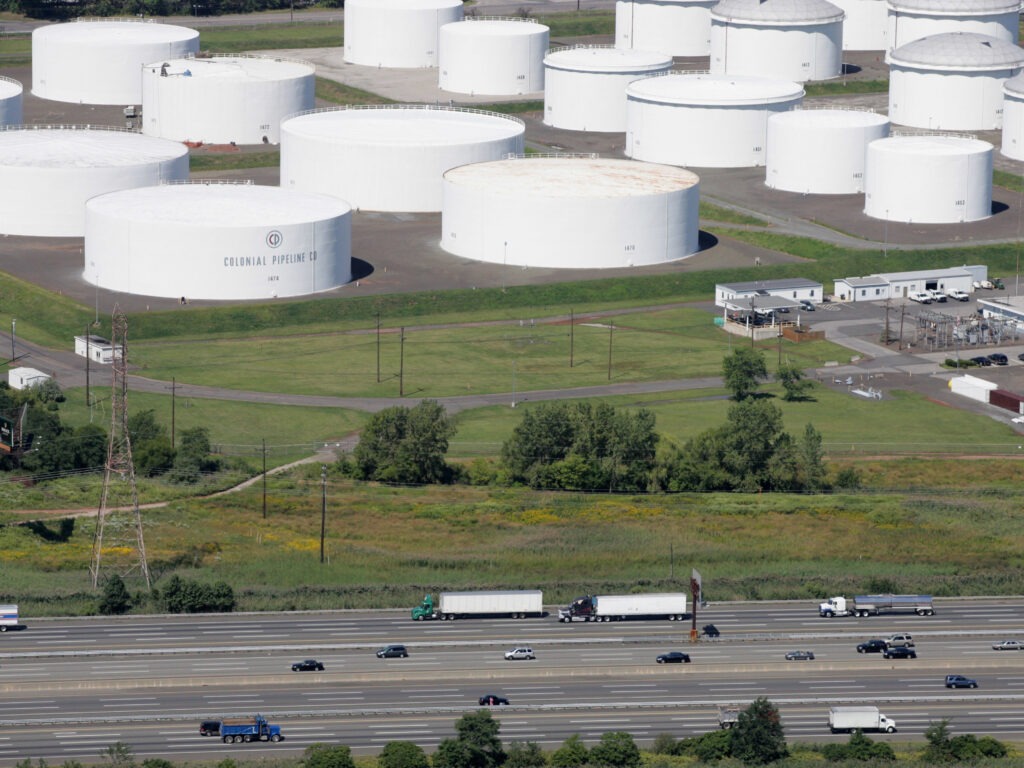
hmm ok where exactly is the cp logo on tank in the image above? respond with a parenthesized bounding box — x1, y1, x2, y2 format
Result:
(266, 230, 283, 248)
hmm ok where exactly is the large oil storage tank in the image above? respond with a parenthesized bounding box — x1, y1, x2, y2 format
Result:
(864, 134, 993, 222)
(343, 0, 463, 68)
(887, 0, 1021, 51)
(543, 45, 673, 132)
(84, 182, 351, 300)
(1001, 73, 1024, 159)
(439, 18, 549, 95)
(0, 126, 189, 237)
(441, 155, 700, 269)
(615, 0, 719, 56)
(766, 108, 890, 193)
(0, 77, 22, 126)
(32, 19, 199, 105)
(830, 0, 887, 49)
(280, 105, 525, 212)
(141, 55, 315, 145)
(887, 32, 1024, 130)
(710, 0, 845, 82)
(626, 72, 804, 167)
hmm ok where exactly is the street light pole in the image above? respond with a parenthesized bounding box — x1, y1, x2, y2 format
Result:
(319, 465, 327, 564)
(10, 318, 14, 363)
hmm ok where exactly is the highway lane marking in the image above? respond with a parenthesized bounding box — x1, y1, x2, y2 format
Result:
(400, 688, 460, 693)
(570, 718, 631, 723)
(37, 640, 96, 644)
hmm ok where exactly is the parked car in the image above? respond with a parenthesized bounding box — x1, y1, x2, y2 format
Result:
(785, 650, 815, 661)
(928, 290, 947, 303)
(974, 279, 995, 290)
(988, 353, 1008, 366)
(970, 356, 992, 367)
(883, 646, 917, 659)
(857, 639, 888, 654)
(504, 647, 535, 661)
(376, 644, 409, 658)
(908, 292, 932, 304)
(656, 651, 691, 664)
(1018, 352, 1024, 362)
(291, 659, 325, 672)
(886, 634, 914, 648)
(199, 721, 221, 737)
(948, 289, 970, 301)
(992, 639, 1023, 651)
(945, 674, 978, 689)
(776, 306, 790, 314)
(799, 300, 815, 311)
(479, 694, 510, 706)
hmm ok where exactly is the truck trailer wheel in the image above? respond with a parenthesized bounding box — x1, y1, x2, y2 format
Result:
(272, 734, 282, 742)
(222, 736, 231, 744)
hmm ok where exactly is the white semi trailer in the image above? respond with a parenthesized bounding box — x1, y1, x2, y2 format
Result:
(819, 594, 934, 617)
(829, 706, 897, 733)
(411, 590, 543, 620)
(0, 604, 18, 631)
(558, 593, 687, 622)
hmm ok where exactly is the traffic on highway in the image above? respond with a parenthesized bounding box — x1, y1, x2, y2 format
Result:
(1, 598, 1024, 764)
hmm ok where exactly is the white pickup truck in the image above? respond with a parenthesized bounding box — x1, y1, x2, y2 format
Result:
(947, 289, 970, 301)
(908, 292, 932, 304)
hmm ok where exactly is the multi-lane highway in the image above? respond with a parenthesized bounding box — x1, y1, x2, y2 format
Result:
(1, 599, 1023, 765)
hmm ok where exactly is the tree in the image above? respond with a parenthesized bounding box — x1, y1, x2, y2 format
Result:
(353, 400, 455, 484)
(549, 735, 588, 768)
(796, 423, 829, 491)
(722, 347, 768, 401)
(170, 427, 217, 484)
(379, 741, 429, 768)
(923, 720, 956, 764)
(453, 709, 505, 768)
(98, 575, 131, 616)
(128, 410, 174, 477)
(505, 741, 547, 768)
(822, 730, 895, 762)
(433, 739, 475, 768)
(776, 361, 813, 402)
(588, 732, 640, 768)
(99, 742, 135, 768)
(730, 697, 788, 765)
(141, 760, 177, 768)
(302, 744, 355, 768)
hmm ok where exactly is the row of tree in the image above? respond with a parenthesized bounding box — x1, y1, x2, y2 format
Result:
(2, 0, 339, 21)
(346, 349, 839, 493)
(98, 573, 236, 614)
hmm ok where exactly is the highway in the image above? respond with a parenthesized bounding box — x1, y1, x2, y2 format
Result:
(1, 599, 1023, 764)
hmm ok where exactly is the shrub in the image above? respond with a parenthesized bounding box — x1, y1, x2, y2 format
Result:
(380, 742, 429, 768)
(98, 575, 131, 616)
(302, 744, 355, 768)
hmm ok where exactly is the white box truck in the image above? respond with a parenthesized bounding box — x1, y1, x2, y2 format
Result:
(411, 590, 543, 620)
(558, 593, 688, 622)
(819, 594, 934, 617)
(0, 604, 19, 631)
(829, 706, 897, 733)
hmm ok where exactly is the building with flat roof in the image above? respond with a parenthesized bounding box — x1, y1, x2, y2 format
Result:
(834, 266, 982, 301)
(715, 277, 823, 308)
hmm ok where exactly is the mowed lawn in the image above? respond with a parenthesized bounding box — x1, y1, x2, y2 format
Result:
(128, 308, 853, 398)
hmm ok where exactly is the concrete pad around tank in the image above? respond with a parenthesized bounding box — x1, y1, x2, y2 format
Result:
(259, 47, 543, 104)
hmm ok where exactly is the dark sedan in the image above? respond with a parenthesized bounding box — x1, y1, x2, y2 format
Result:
(656, 651, 691, 664)
(479, 694, 510, 706)
(785, 650, 815, 661)
(857, 639, 888, 653)
(291, 659, 324, 672)
(883, 646, 917, 659)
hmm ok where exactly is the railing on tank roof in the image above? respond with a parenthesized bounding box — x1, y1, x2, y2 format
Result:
(166, 51, 316, 70)
(282, 103, 525, 128)
(463, 16, 540, 23)
(0, 75, 21, 89)
(792, 104, 879, 114)
(0, 123, 139, 134)
(503, 152, 600, 160)
(635, 69, 711, 80)
(892, 129, 979, 140)
(162, 179, 254, 186)
(75, 16, 157, 23)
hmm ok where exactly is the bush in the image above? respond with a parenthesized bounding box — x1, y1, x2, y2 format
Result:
(589, 732, 640, 768)
(379, 742, 429, 768)
(302, 744, 355, 768)
(161, 575, 235, 613)
(98, 575, 131, 616)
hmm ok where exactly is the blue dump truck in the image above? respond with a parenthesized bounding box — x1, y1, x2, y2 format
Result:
(212, 715, 284, 744)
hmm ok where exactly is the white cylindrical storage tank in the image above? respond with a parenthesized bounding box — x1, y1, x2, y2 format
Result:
(710, 0, 845, 82)
(343, 0, 463, 68)
(830, 0, 887, 49)
(615, 0, 718, 56)
(887, 32, 1024, 130)
(0, 76, 22, 126)
(32, 19, 199, 105)
(441, 156, 700, 269)
(543, 46, 673, 132)
(439, 18, 549, 95)
(85, 182, 351, 300)
(864, 134, 993, 223)
(141, 55, 315, 145)
(626, 73, 804, 167)
(280, 105, 525, 212)
(1001, 73, 1024, 159)
(766, 108, 890, 193)
(0, 126, 189, 237)
(887, 0, 1021, 51)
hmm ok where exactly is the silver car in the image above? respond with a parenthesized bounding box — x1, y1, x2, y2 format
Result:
(504, 647, 535, 660)
(992, 639, 1023, 651)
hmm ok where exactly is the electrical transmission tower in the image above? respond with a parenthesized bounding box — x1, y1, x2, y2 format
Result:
(90, 305, 150, 589)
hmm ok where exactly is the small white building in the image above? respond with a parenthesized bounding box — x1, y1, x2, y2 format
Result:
(74, 334, 120, 364)
(8, 367, 50, 390)
(978, 294, 1024, 325)
(834, 266, 978, 301)
(715, 277, 824, 307)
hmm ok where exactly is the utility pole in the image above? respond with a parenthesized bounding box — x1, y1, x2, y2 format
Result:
(262, 438, 267, 519)
(569, 308, 574, 368)
(898, 304, 906, 351)
(319, 465, 327, 564)
(170, 377, 176, 449)
(607, 323, 614, 381)
(399, 327, 405, 397)
(85, 325, 91, 409)
(375, 311, 381, 383)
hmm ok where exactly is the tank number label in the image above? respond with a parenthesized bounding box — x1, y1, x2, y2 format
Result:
(517, 75, 526, 80)
(260, 124, 270, 131)
(954, 200, 965, 206)
(753, 146, 762, 153)
(268, 275, 279, 282)
(624, 244, 636, 252)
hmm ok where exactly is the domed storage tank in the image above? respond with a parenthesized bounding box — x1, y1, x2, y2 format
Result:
(710, 0, 845, 82)
(280, 105, 525, 212)
(32, 19, 199, 105)
(887, 0, 1021, 51)
(441, 155, 700, 269)
(0, 76, 22, 126)
(615, 0, 719, 56)
(830, 0, 887, 49)
(864, 134, 993, 222)
(766, 108, 890, 193)
(887, 32, 1024, 130)
(626, 72, 804, 167)
(84, 182, 352, 300)
(439, 18, 549, 95)
(343, 0, 463, 68)
(0, 126, 189, 237)
(141, 54, 315, 145)
(543, 45, 673, 132)
(1001, 73, 1024, 159)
